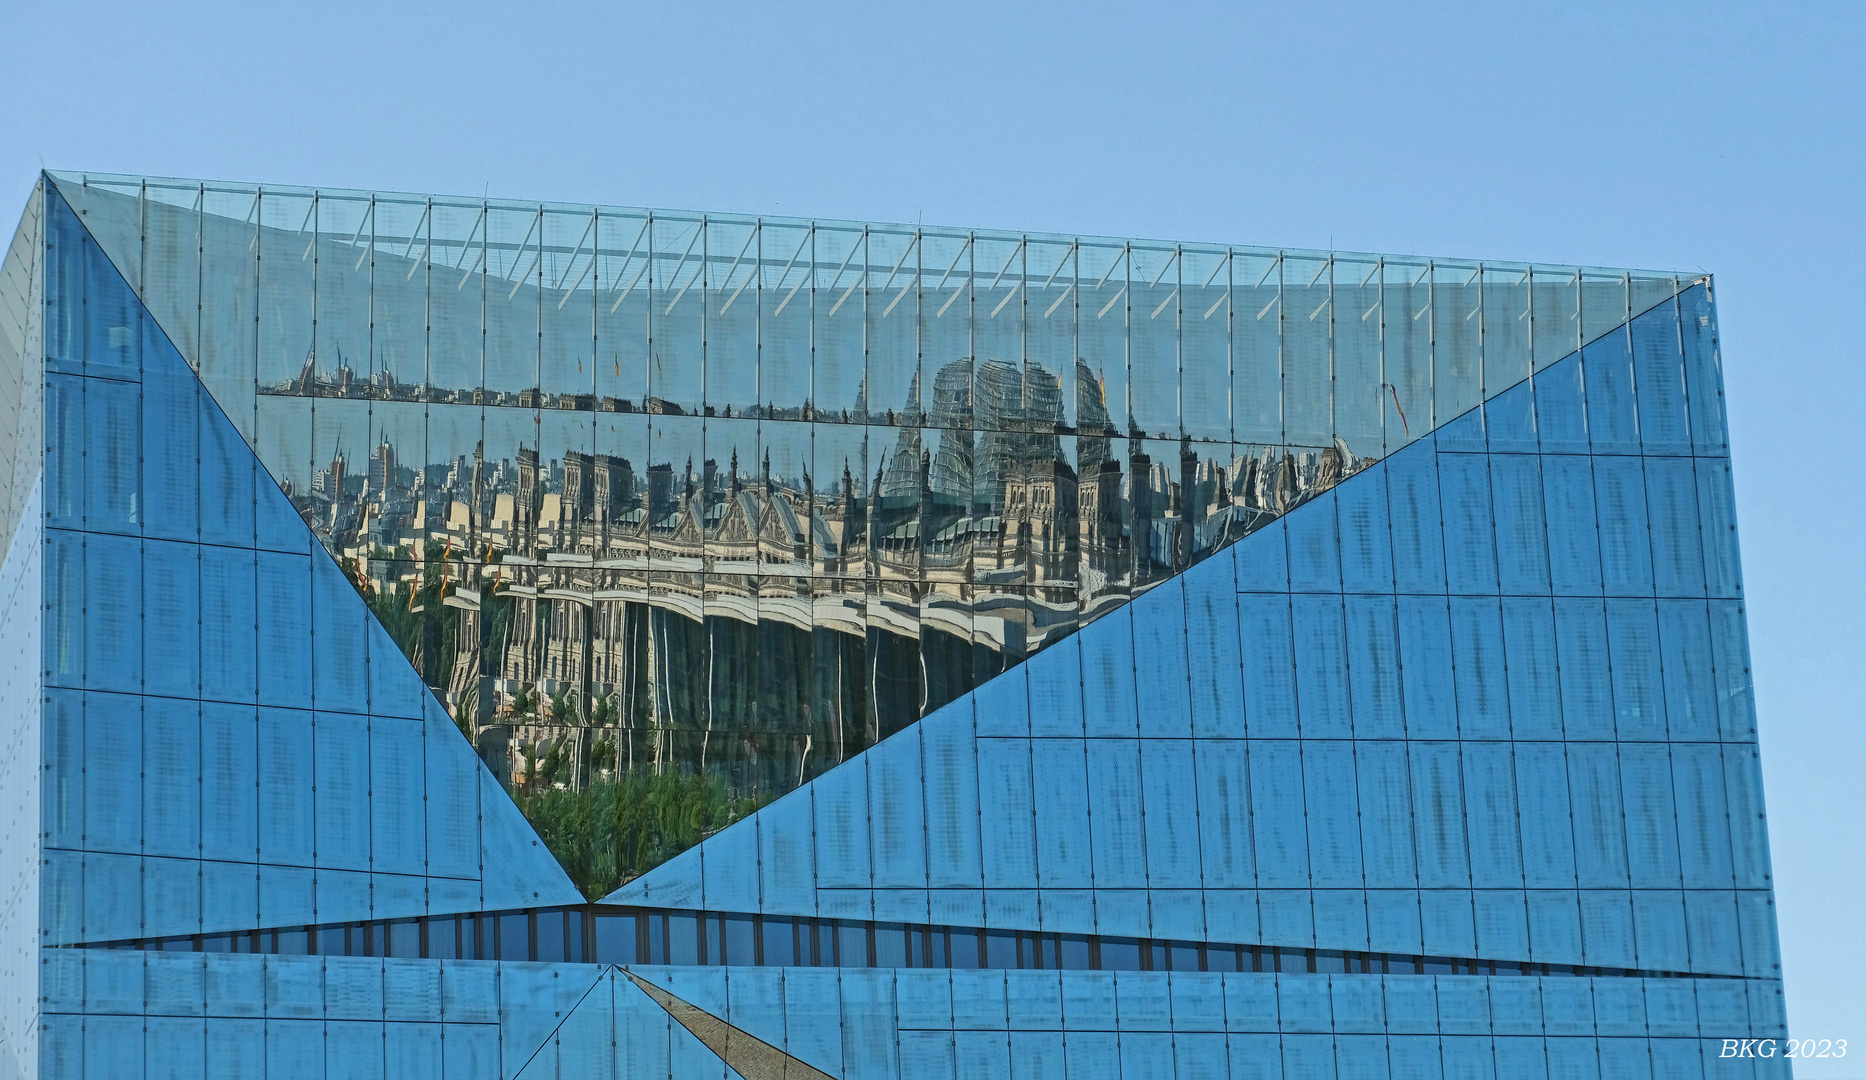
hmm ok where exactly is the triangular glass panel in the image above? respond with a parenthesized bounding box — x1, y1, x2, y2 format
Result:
(37, 186, 577, 942)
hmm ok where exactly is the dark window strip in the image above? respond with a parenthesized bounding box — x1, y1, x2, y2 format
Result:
(69, 904, 1747, 980)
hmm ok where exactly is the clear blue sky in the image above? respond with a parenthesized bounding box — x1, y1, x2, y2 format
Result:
(6, 0, 1861, 1064)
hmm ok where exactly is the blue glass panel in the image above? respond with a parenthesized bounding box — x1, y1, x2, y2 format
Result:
(83, 376, 141, 533)
(441, 1022, 500, 1080)
(921, 709, 982, 890)
(1553, 600, 1613, 740)
(1186, 567, 1245, 738)
(1450, 598, 1510, 739)
(265, 1019, 326, 1080)
(1356, 741, 1417, 889)
(147, 1017, 207, 1080)
(1671, 744, 1734, 889)
(43, 689, 84, 850)
(1386, 446, 1446, 594)
(952, 968, 1008, 1030)
(144, 540, 200, 698)
(46, 376, 86, 529)
(1464, 743, 1523, 888)
(1622, 744, 1682, 888)
(310, 552, 368, 715)
(976, 663, 1029, 738)
(1694, 460, 1742, 599)
(1085, 738, 1145, 888)
(1498, 600, 1559, 741)
(1583, 329, 1639, 454)
(1030, 738, 1091, 888)
(1677, 284, 1727, 454)
(1397, 597, 1456, 740)
(1226, 1033, 1283, 1080)
(1489, 454, 1549, 595)
(1439, 453, 1498, 595)
(1238, 593, 1297, 738)
(1592, 457, 1652, 595)
(1708, 601, 1756, 740)
(44, 187, 86, 370)
(255, 552, 312, 706)
(1420, 890, 1476, 958)
(1541, 456, 1601, 595)
(979, 736, 1038, 889)
(1235, 519, 1289, 592)
(1382, 975, 1439, 1034)
(1633, 890, 1689, 972)
(814, 757, 872, 891)
(1027, 636, 1084, 737)
(312, 712, 371, 871)
(198, 391, 255, 549)
(200, 545, 257, 704)
(1080, 609, 1138, 737)
(384, 1022, 443, 1079)
(1194, 740, 1254, 889)
(1285, 493, 1340, 592)
(257, 707, 314, 866)
(1117, 1031, 1175, 1080)
(254, 454, 310, 555)
(1656, 601, 1717, 741)
(143, 696, 202, 859)
(1344, 595, 1403, 738)
(1387, 1034, 1442, 1080)
(870, 725, 927, 889)
(1291, 595, 1349, 737)
(1247, 740, 1308, 888)
(140, 328, 200, 542)
(84, 693, 142, 854)
(1411, 743, 1470, 887)
(1515, 743, 1577, 888)
(84, 1014, 146, 1080)
(1579, 890, 1635, 968)
(76, 211, 140, 379)
(1631, 297, 1689, 456)
(1141, 739, 1200, 887)
(422, 710, 481, 881)
(1485, 380, 1538, 454)
(1475, 890, 1530, 959)
(1534, 354, 1588, 455)
(1606, 601, 1667, 740)
(1684, 892, 1742, 974)
(1278, 974, 1333, 1034)
(1301, 741, 1361, 888)
(81, 532, 141, 693)
(1133, 580, 1193, 738)
(1337, 470, 1393, 593)
(1279, 1032, 1334, 1077)
(364, 616, 425, 721)
(1313, 889, 1365, 953)
(368, 718, 425, 875)
(1568, 744, 1629, 888)
(1439, 978, 1491, 1034)
(1172, 1032, 1227, 1080)
(1722, 746, 1772, 892)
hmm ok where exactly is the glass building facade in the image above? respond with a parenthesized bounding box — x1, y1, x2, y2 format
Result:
(0, 170, 1787, 1077)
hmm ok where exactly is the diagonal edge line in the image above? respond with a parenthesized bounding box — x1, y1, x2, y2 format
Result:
(504, 965, 614, 1080)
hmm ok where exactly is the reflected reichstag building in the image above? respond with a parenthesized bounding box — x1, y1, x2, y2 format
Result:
(0, 172, 1787, 1079)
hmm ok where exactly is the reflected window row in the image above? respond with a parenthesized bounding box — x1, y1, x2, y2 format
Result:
(77, 905, 1738, 981)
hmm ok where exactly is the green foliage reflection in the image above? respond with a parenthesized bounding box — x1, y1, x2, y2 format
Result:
(512, 769, 770, 900)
